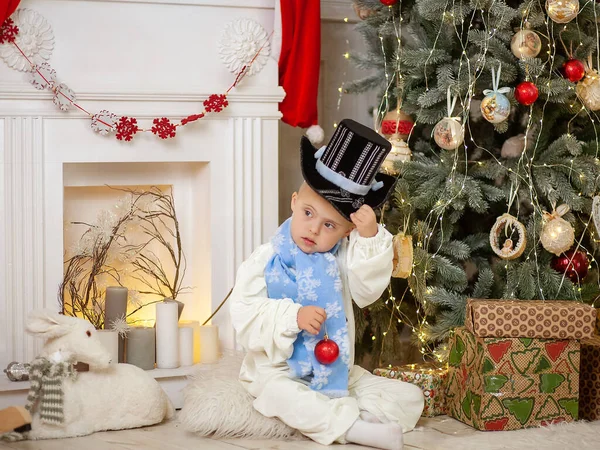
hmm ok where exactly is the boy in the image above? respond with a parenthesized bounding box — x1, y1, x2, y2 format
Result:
(230, 119, 424, 449)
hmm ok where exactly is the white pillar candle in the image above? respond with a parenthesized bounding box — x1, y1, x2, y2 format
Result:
(179, 320, 200, 364)
(156, 302, 179, 369)
(178, 327, 194, 366)
(94, 329, 119, 368)
(199, 324, 219, 364)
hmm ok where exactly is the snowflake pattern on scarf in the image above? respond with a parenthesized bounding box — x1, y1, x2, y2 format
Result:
(265, 218, 350, 397)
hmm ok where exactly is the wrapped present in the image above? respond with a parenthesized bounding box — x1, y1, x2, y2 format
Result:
(465, 298, 595, 339)
(579, 335, 600, 421)
(446, 327, 580, 431)
(374, 363, 447, 417)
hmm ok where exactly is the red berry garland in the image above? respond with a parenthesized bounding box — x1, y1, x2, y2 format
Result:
(0, 18, 19, 44)
(151, 117, 177, 139)
(115, 117, 140, 141)
(181, 113, 205, 126)
(203, 94, 229, 113)
(514, 81, 539, 106)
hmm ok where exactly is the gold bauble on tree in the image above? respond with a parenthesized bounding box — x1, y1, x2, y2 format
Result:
(380, 109, 414, 141)
(540, 204, 575, 256)
(381, 138, 412, 175)
(392, 232, 413, 278)
(576, 68, 600, 111)
(510, 29, 542, 59)
(546, 0, 579, 23)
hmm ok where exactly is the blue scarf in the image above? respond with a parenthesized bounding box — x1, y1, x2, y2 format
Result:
(265, 218, 350, 398)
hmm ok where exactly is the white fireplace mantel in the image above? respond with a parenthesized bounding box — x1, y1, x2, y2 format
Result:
(0, 0, 283, 381)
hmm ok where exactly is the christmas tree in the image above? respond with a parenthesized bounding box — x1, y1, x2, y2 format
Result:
(347, 0, 600, 368)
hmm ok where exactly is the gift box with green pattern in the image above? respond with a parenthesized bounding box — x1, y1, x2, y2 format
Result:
(374, 363, 448, 417)
(446, 327, 580, 431)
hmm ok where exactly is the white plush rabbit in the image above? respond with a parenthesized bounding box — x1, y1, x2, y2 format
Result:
(22, 309, 174, 440)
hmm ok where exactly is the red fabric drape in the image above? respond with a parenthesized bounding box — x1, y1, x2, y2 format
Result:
(278, 0, 321, 129)
(1, 0, 21, 25)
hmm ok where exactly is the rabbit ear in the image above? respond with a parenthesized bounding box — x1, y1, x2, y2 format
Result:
(26, 309, 76, 339)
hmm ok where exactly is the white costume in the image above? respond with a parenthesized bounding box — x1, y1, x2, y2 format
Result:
(230, 225, 425, 445)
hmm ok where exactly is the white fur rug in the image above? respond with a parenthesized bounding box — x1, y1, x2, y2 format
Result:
(180, 353, 600, 449)
(409, 416, 600, 450)
(178, 352, 300, 440)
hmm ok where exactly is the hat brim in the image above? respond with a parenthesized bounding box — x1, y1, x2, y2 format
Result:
(300, 136, 397, 221)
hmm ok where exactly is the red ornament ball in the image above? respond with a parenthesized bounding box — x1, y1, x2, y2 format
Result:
(380, 0, 398, 5)
(314, 337, 339, 365)
(514, 82, 539, 106)
(561, 59, 586, 83)
(551, 249, 589, 283)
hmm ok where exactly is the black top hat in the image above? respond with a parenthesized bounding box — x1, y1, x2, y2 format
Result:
(300, 118, 397, 221)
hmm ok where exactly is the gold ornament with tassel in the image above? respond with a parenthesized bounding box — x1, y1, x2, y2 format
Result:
(392, 232, 413, 278)
(576, 56, 600, 111)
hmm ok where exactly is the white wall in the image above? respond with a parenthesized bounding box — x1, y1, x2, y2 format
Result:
(0, 0, 283, 369)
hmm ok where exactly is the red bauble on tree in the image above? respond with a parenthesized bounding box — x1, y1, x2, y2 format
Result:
(551, 249, 589, 283)
(314, 335, 339, 365)
(561, 59, 586, 83)
(380, 0, 398, 5)
(514, 81, 539, 105)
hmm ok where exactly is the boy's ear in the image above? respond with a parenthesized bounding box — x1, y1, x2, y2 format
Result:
(343, 223, 356, 238)
(290, 192, 298, 212)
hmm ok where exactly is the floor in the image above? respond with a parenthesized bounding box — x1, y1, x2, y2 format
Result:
(0, 415, 479, 450)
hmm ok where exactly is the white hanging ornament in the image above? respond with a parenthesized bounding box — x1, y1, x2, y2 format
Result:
(576, 57, 600, 111)
(218, 18, 270, 77)
(91, 110, 119, 135)
(541, 204, 575, 256)
(52, 83, 76, 111)
(480, 64, 511, 124)
(546, 0, 579, 24)
(433, 89, 464, 150)
(490, 214, 527, 260)
(381, 138, 411, 175)
(27, 62, 56, 90)
(511, 29, 542, 59)
(0, 9, 55, 72)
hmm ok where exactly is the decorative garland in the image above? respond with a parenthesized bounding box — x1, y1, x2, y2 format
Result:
(0, 10, 270, 142)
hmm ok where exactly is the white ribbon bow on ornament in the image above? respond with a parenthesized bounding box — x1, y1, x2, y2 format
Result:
(483, 64, 511, 97)
(444, 87, 462, 121)
(543, 203, 570, 221)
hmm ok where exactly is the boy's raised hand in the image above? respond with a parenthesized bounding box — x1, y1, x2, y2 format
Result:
(350, 205, 378, 238)
(297, 306, 327, 335)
